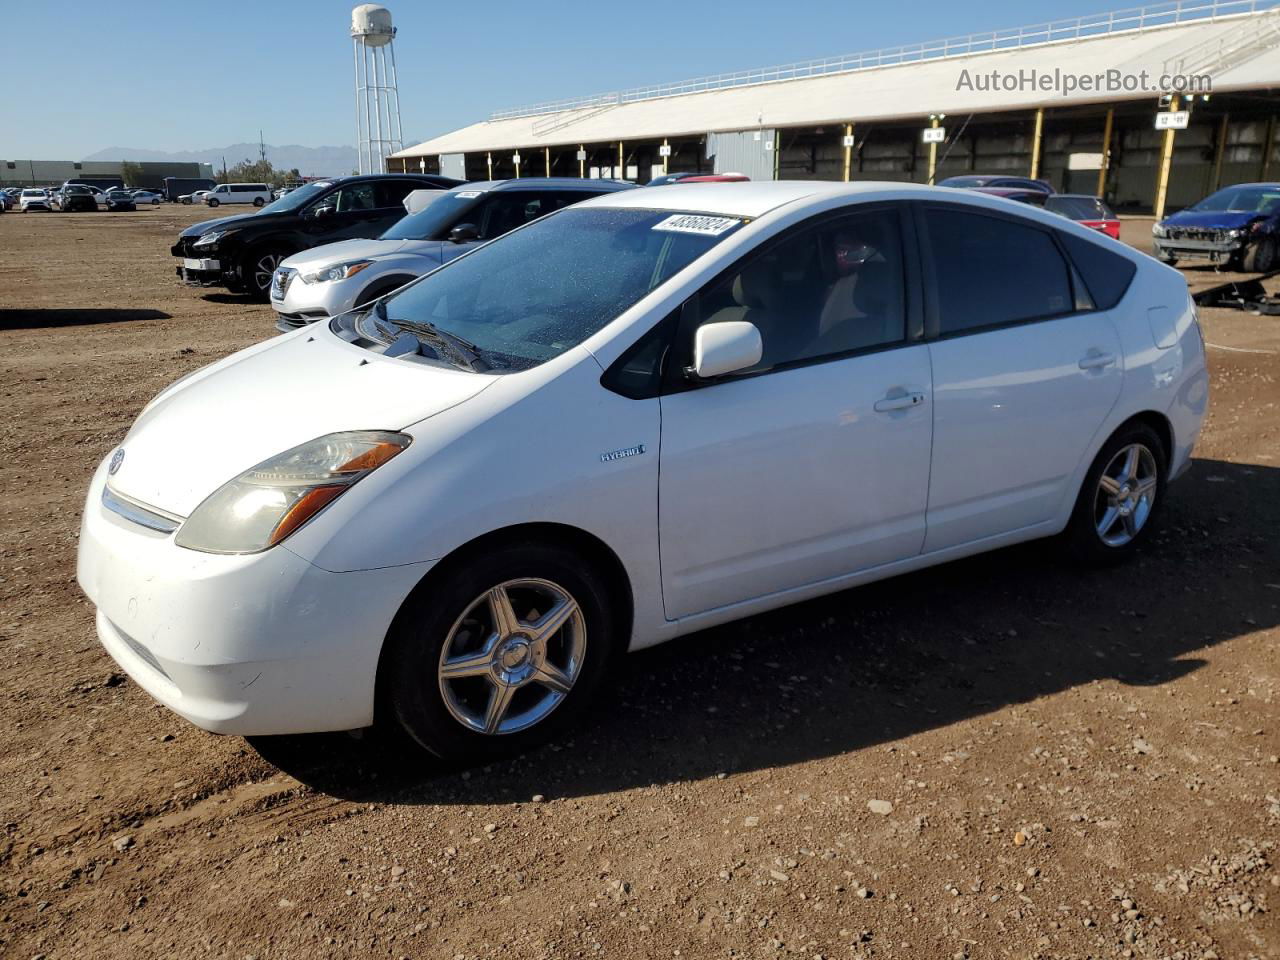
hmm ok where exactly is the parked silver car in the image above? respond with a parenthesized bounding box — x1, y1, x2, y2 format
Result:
(270, 178, 637, 330)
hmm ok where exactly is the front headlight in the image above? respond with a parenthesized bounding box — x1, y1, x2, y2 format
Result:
(1151, 223, 1167, 238)
(193, 229, 230, 248)
(175, 431, 411, 554)
(301, 260, 374, 284)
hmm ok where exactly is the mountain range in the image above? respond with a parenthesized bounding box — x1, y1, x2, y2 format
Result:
(83, 143, 363, 177)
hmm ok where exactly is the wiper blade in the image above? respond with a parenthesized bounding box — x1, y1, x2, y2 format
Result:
(388, 318, 490, 373)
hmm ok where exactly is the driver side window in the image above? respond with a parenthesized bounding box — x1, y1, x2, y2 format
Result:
(690, 208, 907, 376)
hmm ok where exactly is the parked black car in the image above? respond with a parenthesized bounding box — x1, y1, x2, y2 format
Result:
(939, 174, 1054, 194)
(170, 174, 463, 300)
(104, 189, 137, 212)
(53, 184, 98, 212)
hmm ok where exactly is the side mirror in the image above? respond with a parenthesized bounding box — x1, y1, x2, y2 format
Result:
(449, 222, 479, 243)
(691, 321, 762, 379)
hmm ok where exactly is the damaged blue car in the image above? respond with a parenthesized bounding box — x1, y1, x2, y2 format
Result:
(1152, 182, 1279, 272)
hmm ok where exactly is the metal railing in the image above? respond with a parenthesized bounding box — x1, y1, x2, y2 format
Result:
(1163, 2, 1280, 74)
(489, 0, 1276, 121)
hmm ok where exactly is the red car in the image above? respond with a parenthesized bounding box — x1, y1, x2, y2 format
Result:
(1045, 194, 1122, 240)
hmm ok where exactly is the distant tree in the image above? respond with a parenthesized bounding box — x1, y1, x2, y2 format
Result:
(217, 158, 297, 188)
(120, 161, 144, 187)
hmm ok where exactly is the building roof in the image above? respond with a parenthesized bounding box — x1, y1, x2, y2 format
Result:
(395, 4, 1280, 157)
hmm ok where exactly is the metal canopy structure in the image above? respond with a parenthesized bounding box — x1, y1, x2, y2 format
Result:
(393, 0, 1280, 160)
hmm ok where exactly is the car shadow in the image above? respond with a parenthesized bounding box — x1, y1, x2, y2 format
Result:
(199, 294, 260, 305)
(0, 308, 171, 329)
(250, 455, 1278, 803)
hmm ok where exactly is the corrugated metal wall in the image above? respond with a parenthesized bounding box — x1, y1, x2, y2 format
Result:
(440, 154, 467, 180)
(706, 130, 777, 181)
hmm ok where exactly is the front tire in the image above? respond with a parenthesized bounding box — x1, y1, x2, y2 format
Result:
(382, 541, 618, 760)
(1064, 422, 1167, 565)
(253, 197, 265, 207)
(239, 248, 286, 302)
(207, 198, 219, 207)
(1241, 237, 1276, 273)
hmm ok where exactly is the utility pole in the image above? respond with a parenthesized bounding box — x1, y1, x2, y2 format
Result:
(258, 131, 268, 165)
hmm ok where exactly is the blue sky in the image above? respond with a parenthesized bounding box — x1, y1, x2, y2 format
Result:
(7, 0, 1129, 157)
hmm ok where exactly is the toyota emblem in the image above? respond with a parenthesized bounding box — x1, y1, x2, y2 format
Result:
(108, 448, 125, 475)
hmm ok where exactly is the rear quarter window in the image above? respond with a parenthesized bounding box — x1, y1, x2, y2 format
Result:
(1058, 232, 1137, 310)
(923, 207, 1074, 335)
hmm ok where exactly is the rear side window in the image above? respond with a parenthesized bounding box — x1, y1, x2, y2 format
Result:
(1058, 232, 1136, 310)
(375, 180, 418, 208)
(923, 207, 1073, 335)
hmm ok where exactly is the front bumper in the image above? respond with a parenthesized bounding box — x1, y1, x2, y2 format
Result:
(1152, 236, 1244, 262)
(76, 457, 433, 735)
(175, 257, 224, 286)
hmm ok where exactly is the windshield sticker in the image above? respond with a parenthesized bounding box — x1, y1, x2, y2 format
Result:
(652, 214, 741, 236)
(454, 190, 483, 198)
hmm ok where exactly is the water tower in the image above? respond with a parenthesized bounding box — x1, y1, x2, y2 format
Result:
(351, 4, 404, 174)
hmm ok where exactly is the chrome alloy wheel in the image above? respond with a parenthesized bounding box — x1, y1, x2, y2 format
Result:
(252, 253, 284, 293)
(437, 578, 587, 735)
(1094, 443, 1158, 547)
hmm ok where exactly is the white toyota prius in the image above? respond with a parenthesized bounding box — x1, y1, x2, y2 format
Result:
(77, 182, 1208, 758)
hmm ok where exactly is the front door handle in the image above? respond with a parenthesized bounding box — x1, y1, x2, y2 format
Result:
(1078, 351, 1117, 370)
(874, 391, 927, 413)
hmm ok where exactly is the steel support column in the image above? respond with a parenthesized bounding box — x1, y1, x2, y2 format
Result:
(1154, 95, 1180, 220)
(1097, 107, 1114, 197)
(1029, 108, 1045, 180)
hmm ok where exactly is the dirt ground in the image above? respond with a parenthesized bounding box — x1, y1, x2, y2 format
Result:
(0, 204, 1277, 960)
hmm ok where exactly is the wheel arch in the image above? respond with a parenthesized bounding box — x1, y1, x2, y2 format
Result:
(373, 521, 635, 721)
(356, 272, 419, 307)
(1121, 410, 1174, 469)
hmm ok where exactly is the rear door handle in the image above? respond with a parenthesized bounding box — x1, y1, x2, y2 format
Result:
(874, 391, 927, 413)
(1078, 351, 1117, 370)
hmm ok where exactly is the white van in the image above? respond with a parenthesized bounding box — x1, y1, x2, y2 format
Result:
(205, 183, 273, 208)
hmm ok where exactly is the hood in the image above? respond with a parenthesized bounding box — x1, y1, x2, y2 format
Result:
(1160, 209, 1260, 230)
(280, 237, 444, 272)
(180, 210, 294, 237)
(109, 330, 492, 516)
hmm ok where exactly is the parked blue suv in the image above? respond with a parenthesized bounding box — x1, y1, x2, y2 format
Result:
(1152, 182, 1280, 272)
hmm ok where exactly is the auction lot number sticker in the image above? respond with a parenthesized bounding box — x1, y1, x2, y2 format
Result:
(653, 214, 742, 236)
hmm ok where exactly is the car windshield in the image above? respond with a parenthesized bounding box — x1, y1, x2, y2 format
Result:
(1190, 185, 1280, 214)
(22, 189, 42, 196)
(380, 190, 485, 240)
(1046, 196, 1110, 219)
(355, 206, 746, 371)
(257, 180, 334, 215)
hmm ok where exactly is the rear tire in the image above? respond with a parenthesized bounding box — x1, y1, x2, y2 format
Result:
(1157, 255, 1178, 267)
(1064, 422, 1167, 566)
(382, 541, 619, 761)
(1241, 237, 1276, 273)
